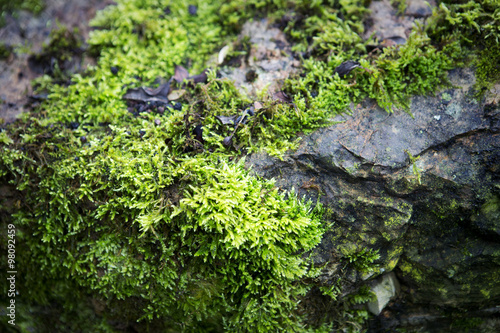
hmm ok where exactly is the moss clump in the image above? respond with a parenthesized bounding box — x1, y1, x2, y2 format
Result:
(0, 0, 44, 27)
(0, 42, 12, 59)
(1, 0, 498, 331)
(5, 147, 324, 330)
(28, 24, 84, 81)
(1, 0, 330, 331)
(475, 40, 500, 94)
(426, 0, 500, 94)
(282, 1, 458, 114)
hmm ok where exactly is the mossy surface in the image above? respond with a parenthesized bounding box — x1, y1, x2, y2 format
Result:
(0, 0, 44, 27)
(1, 0, 500, 331)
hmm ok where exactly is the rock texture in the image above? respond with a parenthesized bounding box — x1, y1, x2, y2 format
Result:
(0, 0, 113, 123)
(246, 67, 500, 326)
(218, 19, 300, 97)
(367, 272, 400, 315)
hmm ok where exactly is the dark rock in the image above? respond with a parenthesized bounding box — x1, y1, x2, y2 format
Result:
(334, 60, 361, 78)
(246, 68, 500, 317)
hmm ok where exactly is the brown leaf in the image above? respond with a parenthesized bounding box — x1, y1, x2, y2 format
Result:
(173, 65, 189, 83)
(143, 81, 171, 97)
(254, 101, 263, 110)
(188, 69, 208, 84)
(273, 91, 292, 103)
(167, 89, 186, 101)
(123, 84, 170, 103)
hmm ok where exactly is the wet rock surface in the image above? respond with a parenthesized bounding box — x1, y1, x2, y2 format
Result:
(246, 66, 500, 327)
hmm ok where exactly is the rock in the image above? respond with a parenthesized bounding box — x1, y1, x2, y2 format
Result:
(218, 19, 300, 97)
(364, 0, 436, 42)
(246, 67, 500, 316)
(405, 0, 434, 18)
(0, 0, 113, 123)
(367, 272, 400, 315)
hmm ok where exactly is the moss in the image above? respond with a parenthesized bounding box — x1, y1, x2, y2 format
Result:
(28, 23, 84, 81)
(398, 259, 425, 284)
(475, 40, 500, 94)
(0, 0, 44, 27)
(426, 0, 500, 95)
(1, 0, 498, 331)
(0, 41, 12, 59)
(340, 244, 380, 274)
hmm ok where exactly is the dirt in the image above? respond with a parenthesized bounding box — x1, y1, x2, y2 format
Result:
(0, 0, 114, 124)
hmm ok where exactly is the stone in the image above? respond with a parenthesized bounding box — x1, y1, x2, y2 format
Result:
(246, 67, 500, 316)
(218, 19, 300, 97)
(367, 272, 400, 315)
(405, 0, 434, 18)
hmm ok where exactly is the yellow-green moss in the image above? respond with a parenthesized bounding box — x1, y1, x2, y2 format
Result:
(2, 0, 499, 331)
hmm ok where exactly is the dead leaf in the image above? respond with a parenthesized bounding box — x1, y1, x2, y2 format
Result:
(273, 91, 292, 103)
(143, 81, 170, 97)
(167, 89, 186, 101)
(123, 82, 170, 103)
(254, 101, 263, 110)
(173, 65, 208, 85)
(215, 115, 239, 125)
(188, 70, 208, 84)
(334, 60, 361, 78)
(173, 65, 189, 83)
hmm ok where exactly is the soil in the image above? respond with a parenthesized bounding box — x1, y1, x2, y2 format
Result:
(0, 0, 114, 124)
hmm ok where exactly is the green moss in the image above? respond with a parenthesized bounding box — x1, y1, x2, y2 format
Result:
(0, 0, 44, 27)
(340, 245, 380, 274)
(427, 0, 500, 94)
(0, 41, 12, 59)
(286, 23, 457, 114)
(399, 260, 424, 283)
(1, 0, 497, 331)
(475, 40, 500, 94)
(0, 0, 333, 330)
(0, 0, 43, 13)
